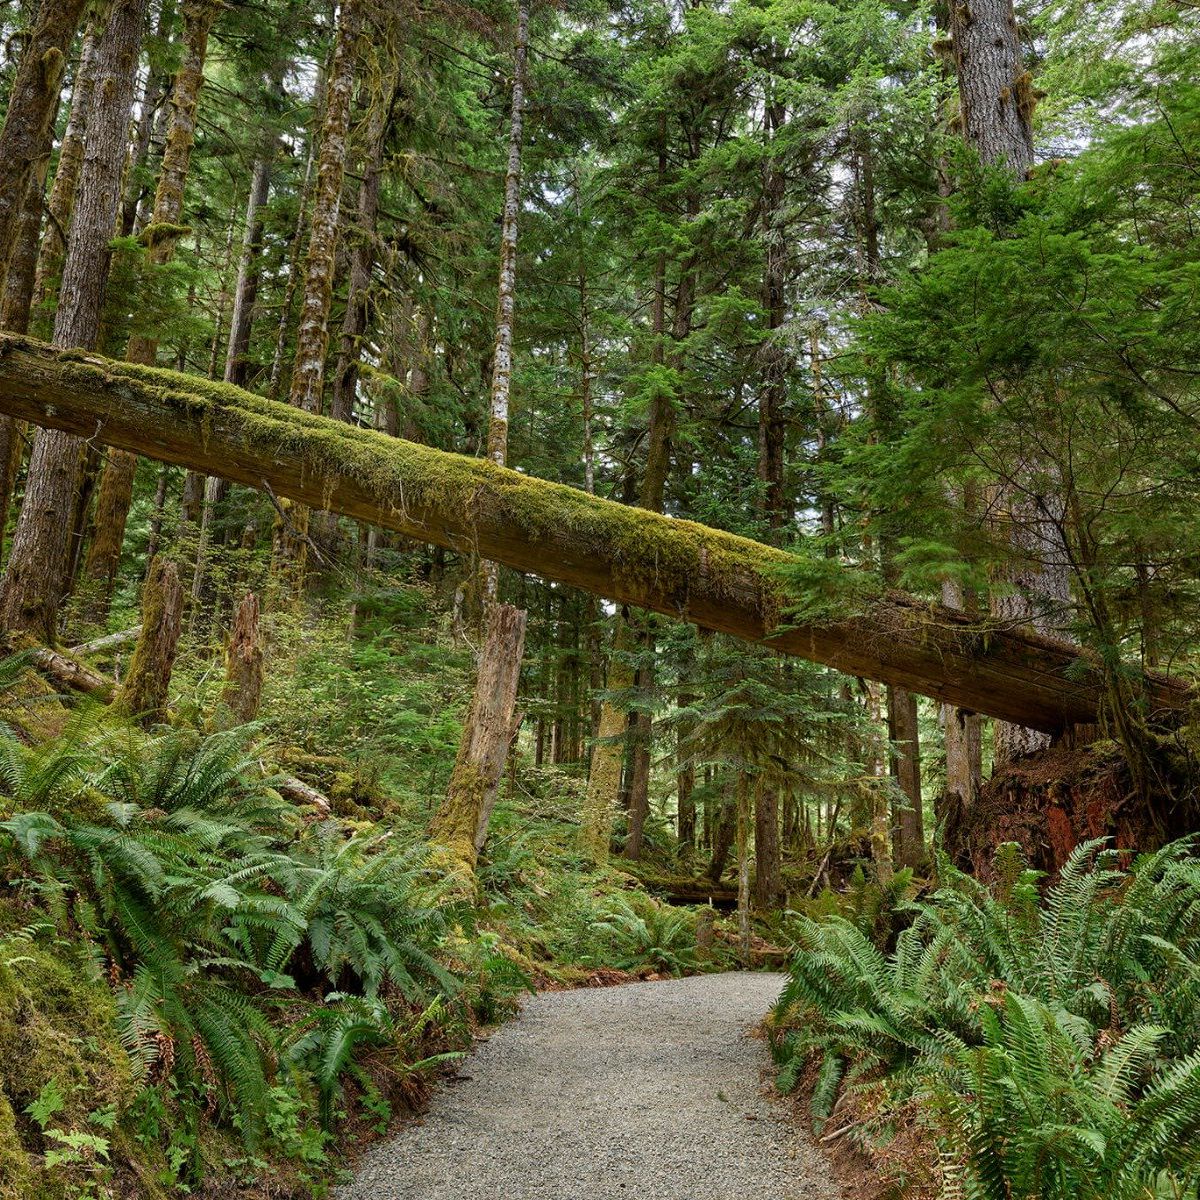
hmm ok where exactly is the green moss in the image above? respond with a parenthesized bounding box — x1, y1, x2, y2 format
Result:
(0, 925, 133, 1199)
(0, 1086, 32, 1200)
(10, 337, 802, 636)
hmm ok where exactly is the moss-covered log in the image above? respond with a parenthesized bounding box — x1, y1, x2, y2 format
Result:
(0, 333, 1191, 732)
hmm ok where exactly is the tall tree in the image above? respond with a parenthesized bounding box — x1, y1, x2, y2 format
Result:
(83, 0, 220, 611)
(0, 0, 149, 639)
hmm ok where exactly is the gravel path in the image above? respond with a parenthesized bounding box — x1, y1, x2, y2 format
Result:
(337, 971, 841, 1200)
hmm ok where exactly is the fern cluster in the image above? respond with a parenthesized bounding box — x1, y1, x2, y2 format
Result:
(0, 719, 472, 1180)
(771, 839, 1200, 1199)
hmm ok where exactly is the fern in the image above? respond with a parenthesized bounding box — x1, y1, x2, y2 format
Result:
(770, 838, 1200, 1199)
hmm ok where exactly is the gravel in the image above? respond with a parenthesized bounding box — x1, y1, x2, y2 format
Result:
(336, 971, 841, 1200)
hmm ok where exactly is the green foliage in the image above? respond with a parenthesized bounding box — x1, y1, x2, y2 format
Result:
(771, 840, 1200, 1198)
(591, 893, 699, 974)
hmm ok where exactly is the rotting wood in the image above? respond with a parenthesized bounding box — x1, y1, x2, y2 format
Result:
(0, 333, 1190, 732)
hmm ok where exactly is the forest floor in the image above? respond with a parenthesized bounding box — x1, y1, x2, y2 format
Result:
(335, 972, 841, 1200)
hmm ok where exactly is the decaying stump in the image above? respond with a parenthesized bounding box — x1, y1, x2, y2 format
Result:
(428, 603, 527, 870)
(113, 556, 183, 723)
(220, 591, 264, 724)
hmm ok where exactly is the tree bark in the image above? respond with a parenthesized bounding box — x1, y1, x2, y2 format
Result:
(31, 19, 98, 319)
(273, 0, 363, 585)
(0, 0, 89, 282)
(329, 64, 396, 425)
(113, 555, 183, 723)
(757, 97, 788, 535)
(83, 0, 219, 611)
(0, 0, 148, 641)
(947, 0, 1035, 174)
(0, 335, 1189, 732)
(427, 602, 527, 870)
(580, 616, 634, 862)
(754, 781, 781, 909)
(887, 684, 924, 868)
(220, 590, 263, 724)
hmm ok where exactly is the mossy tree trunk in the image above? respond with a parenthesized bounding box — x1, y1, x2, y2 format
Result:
(84, 0, 220, 614)
(435, 0, 531, 873)
(271, 0, 362, 588)
(0, 336, 1188, 732)
(580, 615, 634, 862)
(0, 0, 148, 641)
(0, 0, 89, 282)
(428, 603, 527, 871)
(31, 20, 99, 322)
(114, 555, 183, 723)
(220, 590, 264, 724)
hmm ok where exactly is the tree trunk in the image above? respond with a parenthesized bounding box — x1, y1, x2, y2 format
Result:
(0, 0, 148, 641)
(757, 98, 788, 536)
(329, 64, 396, 425)
(223, 148, 272, 388)
(0, 0, 89, 282)
(707, 794, 736, 884)
(754, 781, 781, 909)
(273, 0, 363, 586)
(580, 615, 634, 862)
(946, 0, 1070, 765)
(2, 149, 53, 333)
(947, 0, 1035, 174)
(887, 684, 924, 868)
(113, 555, 183, 723)
(1, 336, 1185, 731)
(220, 590, 263, 724)
(737, 772, 752, 960)
(83, 0, 219, 612)
(428, 602, 527, 870)
(31, 19, 99, 321)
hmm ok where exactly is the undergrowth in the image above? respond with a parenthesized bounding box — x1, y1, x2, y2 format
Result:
(770, 840, 1200, 1199)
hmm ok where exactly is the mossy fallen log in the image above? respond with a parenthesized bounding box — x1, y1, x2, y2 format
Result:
(0, 333, 1190, 732)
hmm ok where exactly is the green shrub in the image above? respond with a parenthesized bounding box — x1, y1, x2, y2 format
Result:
(770, 839, 1200, 1199)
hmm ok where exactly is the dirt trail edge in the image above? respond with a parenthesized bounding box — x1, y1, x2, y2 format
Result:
(336, 971, 841, 1200)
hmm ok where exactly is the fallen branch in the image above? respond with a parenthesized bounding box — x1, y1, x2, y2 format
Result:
(69, 626, 142, 656)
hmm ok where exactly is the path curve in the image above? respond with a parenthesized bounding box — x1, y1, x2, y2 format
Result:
(337, 971, 840, 1200)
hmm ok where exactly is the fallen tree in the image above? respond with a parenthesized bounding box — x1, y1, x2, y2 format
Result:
(0, 333, 1189, 732)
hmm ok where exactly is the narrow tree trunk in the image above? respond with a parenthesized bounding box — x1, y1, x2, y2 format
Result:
(1, 148, 53, 333)
(708, 794, 736, 884)
(119, 2, 173, 238)
(224, 141, 273, 387)
(887, 684, 924, 868)
(428, 602, 527, 870)
(757, 98, 788, 536)
(272, 0, 362, 587)
(329, 64, 395, 425)
(0, 0, 89, 281)
(580, 615, 634, 862)
(31, 20, 98, 323)
(754, 782, 781, 909)
(113, 554, 183, 723)
(676, 691, 696, 863)
(624, 659, 652, 861)
(737, 771, 752, 961)
(0, 0, 148, 640)
(83, 0, 219, 613)
(220, 590, 263, 724)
